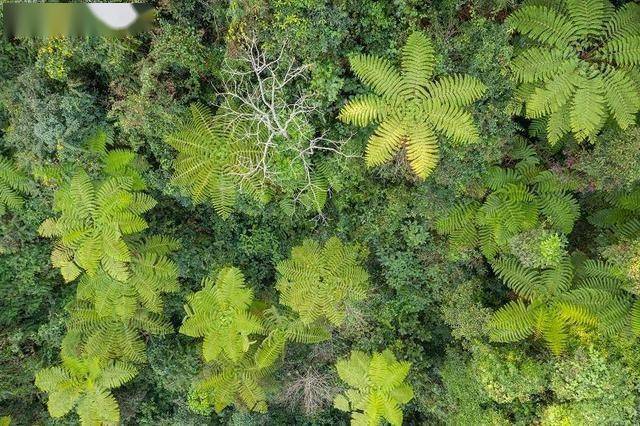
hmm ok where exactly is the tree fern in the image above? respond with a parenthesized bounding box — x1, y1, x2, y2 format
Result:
(0, 155, 30, 216)
(182, 257, 361, 414)
(35, 355, 136, 425)
(36, 156, 180, 424)
(180, 267, 264, 363)
(437, 143, 579, 259)
(339, 31, 486, 179)
(333, 349, 414, 426)
(276, 237, 369, 327)
(507, 0, 640, 143)
(488, 254, 622, 354)
(38, 171, 156, 282)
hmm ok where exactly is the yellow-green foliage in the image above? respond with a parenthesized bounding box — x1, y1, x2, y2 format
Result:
(165, 103, 264, 219)
(182, 247, 365, 414)
(180, 267, 264, 363)
(276, 237, 369, 326)
(0, 155, 30, 215)
(339, 31, 486, 179)
(333, 349, 414, 426)
(35, 356, 136, 424)
(38, 170, 157, 282)
(35, 151, 180, 425)
(508, 0, 640, 144)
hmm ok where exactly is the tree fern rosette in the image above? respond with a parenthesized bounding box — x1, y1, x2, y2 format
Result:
(508, 0, 640, 144)
(488, 255, 627, 354)
(35, 356, 137, 424)
(339, 31, 486, 179)
(333, 349, 414, 426)
(38, 170, 157, 282)
(180, 267, 264, 363)
(275, 237, 369, 327)
(165, 103, 270, 219)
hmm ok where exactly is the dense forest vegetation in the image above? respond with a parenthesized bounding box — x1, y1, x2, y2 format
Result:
(1, 0, 640, 424)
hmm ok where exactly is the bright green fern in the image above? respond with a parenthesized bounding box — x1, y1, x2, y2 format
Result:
(38, 171, 156, 282)
(339, 31, 486, 179)
(436, 141, 579, 259)
(165, 103, 265, 218)
(488, 254, 621, 354)
(35, 355, 136, 425)
(507, 0, 640, 144)
(180, 267, 264, 363)
(276, 237, 369, 327)
(333, 349, 414, 426)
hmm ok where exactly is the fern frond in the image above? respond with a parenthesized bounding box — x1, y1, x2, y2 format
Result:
(364, 116, 405, 167)
(488, 300, 536, 342)
(348, 54, 406, 99)
(338, 95, 390, 126)
(405, 122, 439, 179)
(425, 75, 486, 107)
(492, 257, 541, 299)
(401, 31, 435, 92)
(565, 0, 606, 38)
(507, 5, 576, 48)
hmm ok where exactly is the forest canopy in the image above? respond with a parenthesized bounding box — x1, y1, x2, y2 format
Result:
(1, 0, 640, 425)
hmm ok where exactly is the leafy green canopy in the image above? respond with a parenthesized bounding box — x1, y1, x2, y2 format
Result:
(339, 31, 486, 179)
(436, 141, 579, 259)
(508, 0, 640, 144)
(0, 155, 30, 215)
(276, 237, 369, 326)
(333, 349, 414, 426)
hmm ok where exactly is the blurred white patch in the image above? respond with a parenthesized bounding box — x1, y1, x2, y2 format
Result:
(87, 3, 138, 30)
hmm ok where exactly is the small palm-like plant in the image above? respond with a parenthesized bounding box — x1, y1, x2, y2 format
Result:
(35, 356, 137, 425)
(508, 0, 640, 144)
(339, 31, 486, 179)
(333, 349, 414, 426)
(276, 237, 369, 327)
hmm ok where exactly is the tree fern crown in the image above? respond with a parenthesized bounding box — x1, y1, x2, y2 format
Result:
(339, 31, 486, 179)
(333, 349, 414, 426)
(507, 0, 640, 144)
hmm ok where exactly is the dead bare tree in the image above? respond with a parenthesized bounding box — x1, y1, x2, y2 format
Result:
(278, 368, 339, 416)
(215, 35, 356, 208)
